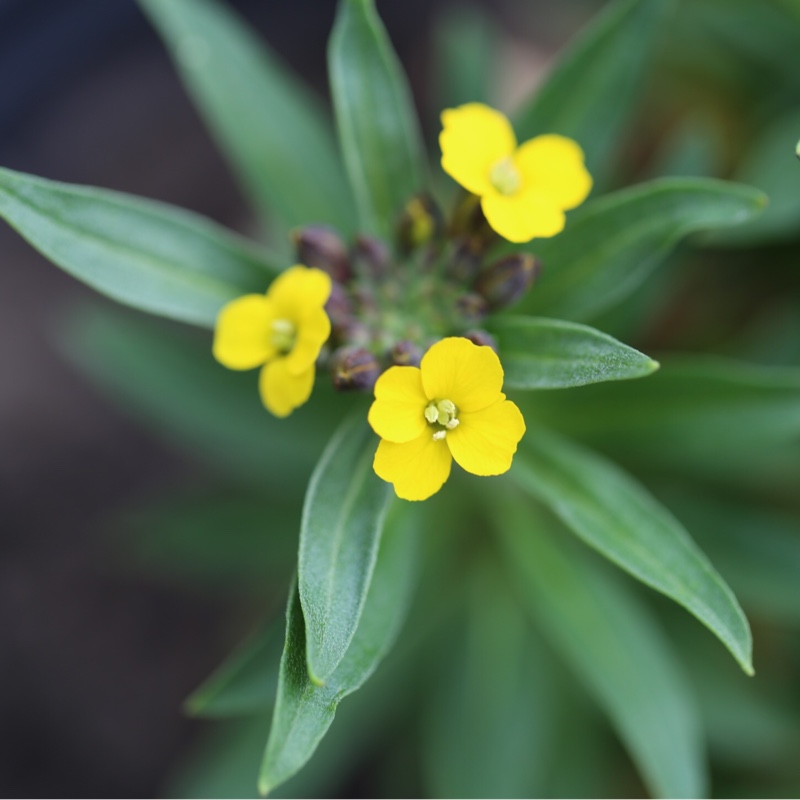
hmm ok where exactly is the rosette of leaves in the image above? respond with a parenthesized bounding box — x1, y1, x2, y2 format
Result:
(4, 0, 800, 797)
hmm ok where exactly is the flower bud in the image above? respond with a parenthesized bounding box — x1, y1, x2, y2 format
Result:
(325, 282, 353, 331)
(292, 225, 351, 283)
(449, 191, 498, 248)
(446, 237, 484, 283)
(396, 193, 444, 253)
(353, 234, 391, 280)
(474, 253, 541, 311)
(330, 347, 382, 392)
(390, 340, 422, 368)
(462, 329, 498, 353)
(455, 292, 488, 325)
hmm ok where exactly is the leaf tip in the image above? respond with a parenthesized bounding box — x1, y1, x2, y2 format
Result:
(257, 775, 272, 798)
(646, 358, 661, 374)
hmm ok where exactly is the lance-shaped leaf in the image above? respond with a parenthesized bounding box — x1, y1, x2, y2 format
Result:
(0, 167, 278, 328)
(329, 0, 427, 237)
(260, 505, 420, 796)
(515, 0, 671, 190)
(497, 501, 707, 799)
(185, 620, 283, 719)
(519, 178, 767, 322)
(511, 427, 753, 675)
(523, 356, 800, 479)
(138, 0, 355, 232)
(299, 413, 393, 684)
(490, 315, 659, 390)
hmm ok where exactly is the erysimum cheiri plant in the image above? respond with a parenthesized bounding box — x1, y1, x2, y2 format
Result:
(1, 0, 783, 796)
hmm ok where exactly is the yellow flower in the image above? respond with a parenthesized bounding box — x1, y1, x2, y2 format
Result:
(213, 265, 332, 417)
(368, 337, 526, 501)
(439, 102, 592, 243)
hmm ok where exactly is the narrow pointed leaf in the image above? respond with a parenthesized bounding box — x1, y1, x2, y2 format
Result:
(138, 0, 355, 232)
(299, 413, 392, 684)
(260, 506, 420, 796)
(515, 0, 671, 190)
(524, 356, 800, 478)
(511, 428, 753, 674)
(519, 178, 767, 322)
(491, 315, 659, 389)
(186, 620, 283, 718)
(497, 502, 706, 799)
(0, 167, 278, 327)
(329, 0, 426, 237)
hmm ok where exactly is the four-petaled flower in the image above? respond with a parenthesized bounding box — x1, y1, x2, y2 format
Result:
(213, 265, 332, 417)
(439, 102, 592, 243)
(368, 337, 526, 501)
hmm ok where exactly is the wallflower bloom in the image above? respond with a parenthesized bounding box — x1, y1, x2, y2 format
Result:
(213, 265, 332, 417)
(368, 337, 526, 501)
(440, 102, 592, 243)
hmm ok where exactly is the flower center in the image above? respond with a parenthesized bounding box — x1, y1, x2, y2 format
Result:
(489, 156, 521, 195)
(271, 318, 297, 354)
(424, 398, 460, 441)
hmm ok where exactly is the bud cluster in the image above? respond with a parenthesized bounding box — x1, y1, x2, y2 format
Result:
(294, 191, 541, 392)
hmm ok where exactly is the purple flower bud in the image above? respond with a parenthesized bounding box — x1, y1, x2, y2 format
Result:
(292, 225, 351, 283)
(325, 282, 354, 331)
(455, 292, 489, 325)
(353, 234, 391, 280)
(446, 237, 484, 283)
(391, 340, 423, 367)
(330, 347, 382, 392)
(474, 253, 541, 311)
(462, 329, 498, 353)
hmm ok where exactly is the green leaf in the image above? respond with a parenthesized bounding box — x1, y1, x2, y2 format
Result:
(714, 108, 800, 247)
(518, 178, 767, 322)
(328, 0, 427, 237)
(299, 413, 392, 684)
(432, 4, 498, 109)
(497, 500, 707, 799)
(514, 0, 671, 190)
(523, 355, 800, 480)
(511, 427, 753, 675)
(0, 167, 279, 327)
(137, 0, 355, 232)
(259, 504, 420, 796)
(186, 620, 283, 718)
(422, 566, 555, 798)
(490, 315, 659, 390)
(62, 307, 351, 489)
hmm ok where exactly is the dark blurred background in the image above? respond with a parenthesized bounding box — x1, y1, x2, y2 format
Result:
(0, 0, 603, 795)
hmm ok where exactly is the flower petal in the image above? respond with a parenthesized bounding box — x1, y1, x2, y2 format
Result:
(447, 396, 526, 476)
(267, 265, 332, 320)
(259, 358, 314, 418)
(514, 134, 593, 210)
(481, 188, 566, 243)
(285, 306, 331, 376)
(440, 103, 516, 197)
(374, 433, 453, 502)
(368, 367, 428, 444)
(420, 337, 503, 413)
(213, 294, 277, 370)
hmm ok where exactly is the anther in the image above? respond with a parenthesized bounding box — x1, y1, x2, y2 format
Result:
(432, 430, 447, 441)
(489, 157, 521, 195)
(271, 319, 296, 353)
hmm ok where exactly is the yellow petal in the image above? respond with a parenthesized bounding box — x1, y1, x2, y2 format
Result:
(420, 337, 503, 413)
(213, 294, 276, 370)
(439, 103, 516, 197)
(374, 433, 453, 502)
(514, 134, 592, 210)
(258, 358, 314, 417)
(285, 306, 331, 376)
(368, 367, 428, 444)
(267, 265, 332, 320)
(481, 188, 566, 243)
(447, 397, 526, 476)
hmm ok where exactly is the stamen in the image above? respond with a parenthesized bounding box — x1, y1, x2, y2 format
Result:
(270, 318, 296, 353)
(425, 398, 459, 441)
(489, 156, 521, 195)
(424, 403, 440, 424)
(446, 418, 459, 430)
(432, 430, 447, 441)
